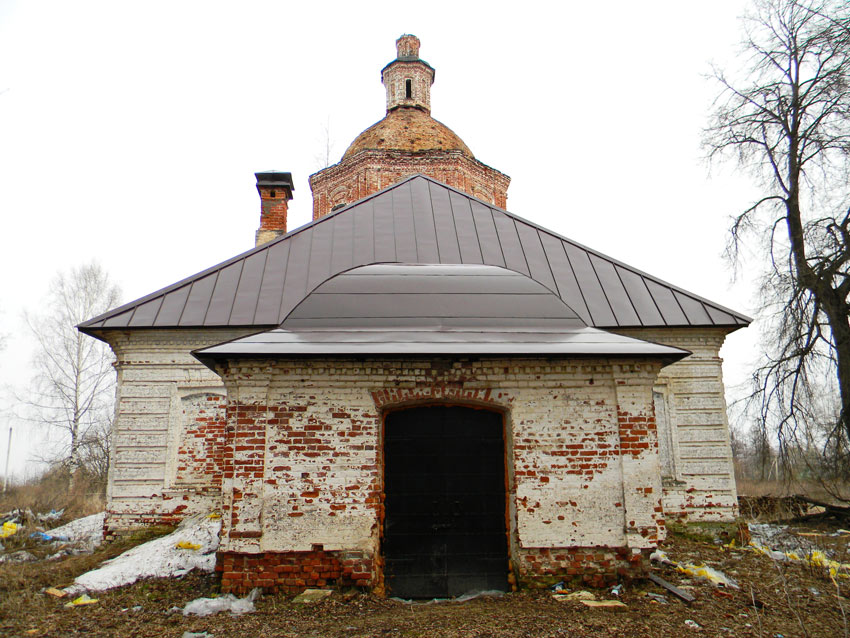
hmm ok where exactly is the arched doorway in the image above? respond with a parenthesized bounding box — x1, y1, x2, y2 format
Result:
(382, 405, 509, 598)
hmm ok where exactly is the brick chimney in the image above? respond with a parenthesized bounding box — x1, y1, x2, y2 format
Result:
(255, 172, 294, 246)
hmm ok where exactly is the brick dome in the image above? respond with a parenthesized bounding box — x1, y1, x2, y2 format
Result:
(342, 107, 474, 161)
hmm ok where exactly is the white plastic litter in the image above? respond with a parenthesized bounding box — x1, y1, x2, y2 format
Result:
(64, 513, 221, 595)
(650, 548, 739, 588)
(47, 512, 106, 551)
(677, 563, 739, 589)
(649, 549, 675, 566)
(392, 589, 506, 604)
(183, 588, 260, 616)
(454, 589, 505, 602)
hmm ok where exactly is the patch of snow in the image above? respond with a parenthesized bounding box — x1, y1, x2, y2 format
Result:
(47, 512, 105, 551)
(65, 513, 221, 595)
(183, 588, 260, 616)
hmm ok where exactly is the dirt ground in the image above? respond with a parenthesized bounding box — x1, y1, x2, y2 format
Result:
(1, 522, 849, 638)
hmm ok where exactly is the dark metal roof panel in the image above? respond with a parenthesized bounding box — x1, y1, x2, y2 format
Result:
(429, 181, 462, 263)
(279, 230, 312, 320)
(705, 304, 742, 326)
(614, 265, 665, 326)
(643, 279, 690, 326)
(672, 291, 714, 326)
(79, 174, 751, 334)
(205, 262, 243, 325)
(470, 201, 505, 268)
(352, 200, 375, 265)
(304, 217, 333, 291)
(392, 187, 419, 262)
(128, 297, 163, 327)
(179, 273, 218, 326)
(562, 242, 617, 326)
(410, 178, 440, 263)
(373, 194, 397, 262)
(493, 214, 529, 276)
(538, 233, 591, 324)
(589, 254, 640, 326)
(450, 190, 483, 264)
(154, 284, 191, 326)
(254, 240, 290, 324)
(329, 207, 355, 275)
(516, 224, 557, 294)
(230, 251, 267, 324)
(101, 308, 134, 328)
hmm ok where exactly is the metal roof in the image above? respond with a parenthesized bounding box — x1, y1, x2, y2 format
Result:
(281, 263, 587, 330)
(194, 264, 690, 362)
(194, 328, 690, 360)
(79, 174, 751, 335)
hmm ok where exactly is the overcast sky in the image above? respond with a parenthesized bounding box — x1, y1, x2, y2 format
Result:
(0, 0, 761, 478)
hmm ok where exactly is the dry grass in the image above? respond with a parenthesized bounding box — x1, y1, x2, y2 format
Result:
(0, 467, 105, 521)
(3, 529, 849, 637)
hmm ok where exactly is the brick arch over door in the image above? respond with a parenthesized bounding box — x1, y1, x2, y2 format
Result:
(371, 387, 513, 412)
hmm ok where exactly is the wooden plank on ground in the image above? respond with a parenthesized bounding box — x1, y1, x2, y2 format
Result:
(648, 573, 696, 603)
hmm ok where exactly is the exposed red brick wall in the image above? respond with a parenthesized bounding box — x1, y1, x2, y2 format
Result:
(259, 192, 288, 231)
(221, 403, 268, 539)
(175, 393, 227, 489)
(517, 547, 649, 588)
(371, 386, 502, 409)
(309, 149, 510, 219)
(615, 381, 666, 545)
(213, 358, 666, 594)
(218, 549, 373, 595)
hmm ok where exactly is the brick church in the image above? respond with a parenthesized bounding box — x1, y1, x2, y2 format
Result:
(80, 35, 748, 598)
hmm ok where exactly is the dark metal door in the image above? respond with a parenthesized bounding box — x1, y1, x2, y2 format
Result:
(383, 405, 509, 598)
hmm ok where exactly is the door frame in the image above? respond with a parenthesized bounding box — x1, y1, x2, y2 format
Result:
(377, 400, 516, 596)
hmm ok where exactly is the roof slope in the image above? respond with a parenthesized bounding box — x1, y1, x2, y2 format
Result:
(79, 175, 750, 333)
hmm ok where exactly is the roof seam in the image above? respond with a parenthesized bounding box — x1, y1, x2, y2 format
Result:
(201, 270, 220, 325)
(224, 261, 247, 326)
(552, 238, 592, 323)
(636, 270, 669, 328)
(175, 281, 195, 326)
(611, 263, 644, 327)
(248, 250, 270, 325)
(536, 228, 562, 300)
(426, 180, 442, 263)
(446, 188, 465, 264)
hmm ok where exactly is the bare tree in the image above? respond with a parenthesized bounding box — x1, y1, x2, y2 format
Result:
(705, 0, 850, 480)
(21, 263, 121, 478)
(314, 115, 336, 170)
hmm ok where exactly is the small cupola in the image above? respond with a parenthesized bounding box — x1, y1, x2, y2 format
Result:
(381, 34, 435, 113)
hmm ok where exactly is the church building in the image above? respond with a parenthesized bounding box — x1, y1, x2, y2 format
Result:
(80, 35, 748, 598)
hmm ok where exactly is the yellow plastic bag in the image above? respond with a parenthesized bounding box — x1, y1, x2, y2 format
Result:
(64, 594, 98, 607)
(0, 521, 17, 538)
(176, 541, 201, 550)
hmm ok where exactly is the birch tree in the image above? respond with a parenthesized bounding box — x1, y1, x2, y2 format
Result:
(23, 263, 120, 477)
